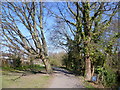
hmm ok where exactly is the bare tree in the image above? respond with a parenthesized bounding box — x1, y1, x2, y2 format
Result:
(1, 2, 52, 73)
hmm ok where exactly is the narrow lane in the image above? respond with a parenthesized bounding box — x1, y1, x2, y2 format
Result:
(49, 67, 84, 88)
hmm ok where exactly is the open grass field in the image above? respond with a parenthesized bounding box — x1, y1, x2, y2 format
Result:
(2, 70, 51, 88)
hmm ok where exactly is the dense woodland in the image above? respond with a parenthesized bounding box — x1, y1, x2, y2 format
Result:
(1, 2, 120, 88)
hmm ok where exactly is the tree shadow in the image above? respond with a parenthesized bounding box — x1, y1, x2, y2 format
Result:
(52, 67, 74, 75)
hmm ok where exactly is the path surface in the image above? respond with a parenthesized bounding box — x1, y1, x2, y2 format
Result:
(49, 67, 84, 88)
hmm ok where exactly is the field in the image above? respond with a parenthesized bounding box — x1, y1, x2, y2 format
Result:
(2, 70, 51, 88)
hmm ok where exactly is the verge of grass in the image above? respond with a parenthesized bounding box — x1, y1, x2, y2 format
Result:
(2, 72, 51, 88)
(84, 81, 95, 88)
(2, 65, 45, 72)
(78, 76, 95, 88)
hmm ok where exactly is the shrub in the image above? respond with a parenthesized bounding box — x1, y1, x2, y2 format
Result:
(13, 57, 21, 68)
(50, 58, 61, 66)
(49, 52, 65, 67)
(9, 55, 21, 68)
(96, 66, 117, 87)
(16, 64, 45, 72)
(104, 69, 117, 87)
(2, 66, 14, 71)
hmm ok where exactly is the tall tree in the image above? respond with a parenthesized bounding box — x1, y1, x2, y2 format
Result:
(1, 2, 52, 73)
(48, 2, 118, 80)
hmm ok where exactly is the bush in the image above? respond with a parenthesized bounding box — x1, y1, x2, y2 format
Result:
(2, 66, 14, 71)
(9, 55, 21, 68)
(96, 66, 117, 87)
(50, 58, 61, 66)
(62, 54, 69, 68)
(16, 64, 45, 72)
(49, 52, 65, 67)
(13, 57, 21, 68)
(104, 69, 117, 87)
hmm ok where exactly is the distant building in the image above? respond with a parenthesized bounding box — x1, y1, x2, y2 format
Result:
(1, 53, 13, 67)
(1, 52, 44, 67)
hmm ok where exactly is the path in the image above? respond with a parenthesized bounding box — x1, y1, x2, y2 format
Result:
(49, 67, 84, 88)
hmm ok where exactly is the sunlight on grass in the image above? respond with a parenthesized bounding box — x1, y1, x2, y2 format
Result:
(84, 81, 95, 88)
(2, 74, 50, 88)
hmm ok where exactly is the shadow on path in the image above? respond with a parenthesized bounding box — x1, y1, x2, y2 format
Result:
(49, 67, 85, 88)
(52, 67, 73, 74)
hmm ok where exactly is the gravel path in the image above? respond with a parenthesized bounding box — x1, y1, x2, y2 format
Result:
(49, 67, 84, 88)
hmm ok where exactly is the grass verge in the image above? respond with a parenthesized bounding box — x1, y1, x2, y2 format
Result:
(78, 76, 95, 88)
(2, 71, 51, 88)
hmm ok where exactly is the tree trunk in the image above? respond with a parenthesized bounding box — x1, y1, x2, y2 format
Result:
(85, 56, 92, 81)
(42, 58, 52, 74)
(91, 65, 95, 77)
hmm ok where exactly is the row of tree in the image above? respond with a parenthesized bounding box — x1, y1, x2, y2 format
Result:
(49, 2, 119, 81)
(1, 2, 119, 85)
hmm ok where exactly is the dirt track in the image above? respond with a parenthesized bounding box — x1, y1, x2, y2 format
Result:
(49, 67, 84, 88)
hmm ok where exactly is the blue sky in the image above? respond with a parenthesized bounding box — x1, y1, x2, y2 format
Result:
(1, 2, 118, 53)
(1, 2, 65, 53)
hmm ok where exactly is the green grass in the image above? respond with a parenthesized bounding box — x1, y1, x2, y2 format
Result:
(78, 76, 95, 88)
(1, 66, 50, 88)
(2, 65, 45, 72)
(84, 81, 95, 88)
(85, 84, 95, 88)
(2, 72, 51, 88)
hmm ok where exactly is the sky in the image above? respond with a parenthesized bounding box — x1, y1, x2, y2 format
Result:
(1, 2, 119, 54)
(1, 0, 120, 2)
(1, 2, 65, 53)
